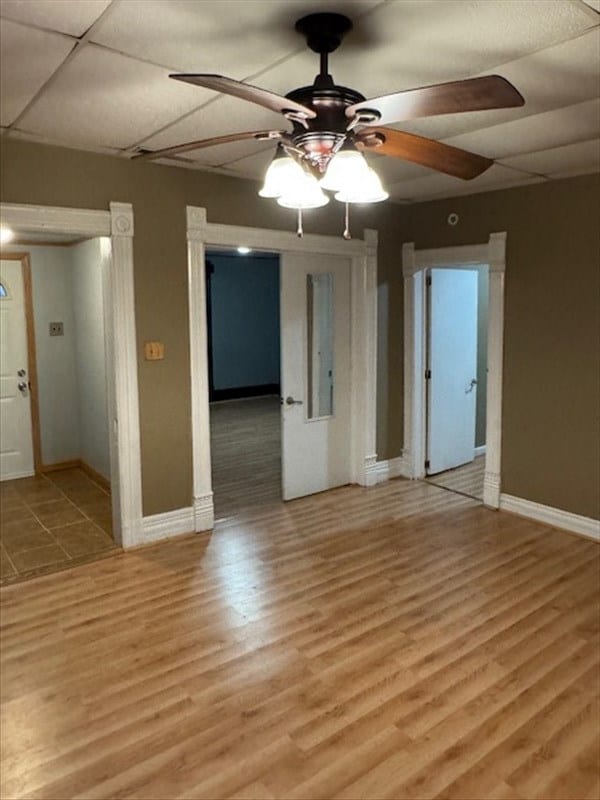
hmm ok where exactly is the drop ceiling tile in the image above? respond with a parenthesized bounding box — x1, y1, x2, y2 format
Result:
(215, 146, 276, 180)
(312, 0, 598, 100)
(90, 0, 381, 75)
(140, 95, 285, 155)
(395, 27, 600, 142)
(17, 44, 212, 149)
(7, 126, 121, 156)
(387, 163, 544, 202)
(0, 0, 111, 37)
(498, 138, 600, 175)
(441, 99, 600, 160)
(0, 19, 73, 126)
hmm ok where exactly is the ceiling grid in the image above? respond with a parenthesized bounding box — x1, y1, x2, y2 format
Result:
(0, 0, 598, 201)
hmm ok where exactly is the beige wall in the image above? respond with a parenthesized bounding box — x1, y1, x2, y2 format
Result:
(402, 174, 600, 519)
(0, 138, 408, 513)
(1, 139, 598, 520)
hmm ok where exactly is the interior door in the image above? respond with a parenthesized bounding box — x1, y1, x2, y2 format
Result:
(0, 259, 35, 480)
(280, 252, 351, 500)
(426, 268, 478, 475)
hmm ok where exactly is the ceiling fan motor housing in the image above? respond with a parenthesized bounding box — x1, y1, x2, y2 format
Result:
(285, 83, 366, 170)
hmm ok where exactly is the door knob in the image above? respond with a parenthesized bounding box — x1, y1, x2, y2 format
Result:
(285, 396, 303, 406)
(18, 381, 28, 394)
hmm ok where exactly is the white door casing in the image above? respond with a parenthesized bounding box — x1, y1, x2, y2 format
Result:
(0, 259, 35, 480)
(186, 206, 378, 530)
(280, 252, 352, 500)
(426, 268, 478, 475)
(402, 233, 506, 508)
(0, 202, 143, 547)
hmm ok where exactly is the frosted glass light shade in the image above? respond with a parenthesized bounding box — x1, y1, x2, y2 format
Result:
(334, 167, 389, 203)
(320, 149, 371, 191)
(277, 174, 329, 209)
(259, 154, 305, 198)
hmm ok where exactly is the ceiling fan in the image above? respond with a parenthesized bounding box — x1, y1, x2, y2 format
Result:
(134, 11, 524, 185)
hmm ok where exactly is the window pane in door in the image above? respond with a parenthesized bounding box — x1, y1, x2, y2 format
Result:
(307, 273, 334, 419)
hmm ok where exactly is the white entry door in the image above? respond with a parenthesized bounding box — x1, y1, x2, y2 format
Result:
(426, 268, 478, 475)
(0, 259, 35, 480)
(280, 252, 352, 500)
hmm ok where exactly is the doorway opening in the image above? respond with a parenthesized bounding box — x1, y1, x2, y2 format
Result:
(205, 248, 282, 519)
(186, 207, 378, 532)
(423, 265, 489, 502)
(1, 232, 120, 583)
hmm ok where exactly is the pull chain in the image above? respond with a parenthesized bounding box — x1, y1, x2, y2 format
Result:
(343, 202, 352, 240)
(296, 207, 303, 238)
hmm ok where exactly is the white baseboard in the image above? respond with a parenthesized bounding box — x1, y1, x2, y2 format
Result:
(474, 445, 487, 457)
(500, 494, 600, 541)
(141, 506, 195, 543)
(373, 455, 410, 484)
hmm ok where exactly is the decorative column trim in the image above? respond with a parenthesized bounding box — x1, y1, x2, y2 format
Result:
(186, 206, 214, 531)
(109, 201, 143, 546)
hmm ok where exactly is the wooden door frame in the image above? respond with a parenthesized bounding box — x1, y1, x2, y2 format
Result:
(186, 205, 378, 531)
(0, 251, 42, 474)
(0, 202, 143, 548)
(402, 233, 506, 509)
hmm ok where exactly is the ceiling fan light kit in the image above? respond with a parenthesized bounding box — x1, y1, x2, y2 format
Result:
(137, 12, 524, 239)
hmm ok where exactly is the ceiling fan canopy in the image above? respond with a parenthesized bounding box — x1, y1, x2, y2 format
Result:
(135, 11, 525, 188)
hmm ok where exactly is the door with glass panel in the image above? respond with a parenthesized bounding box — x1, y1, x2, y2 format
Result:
(280, 252, 351, 500)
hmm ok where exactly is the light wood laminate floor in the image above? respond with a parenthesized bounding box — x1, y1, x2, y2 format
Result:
(426, 456, 486, 501)
(1, 476, 599, 800)
(210, 396, 282, 519)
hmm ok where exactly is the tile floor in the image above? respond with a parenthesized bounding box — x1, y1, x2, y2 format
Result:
(0, 468, 119, 585)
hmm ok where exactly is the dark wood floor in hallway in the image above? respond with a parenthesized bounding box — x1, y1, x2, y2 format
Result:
(1, 478, 599, 800)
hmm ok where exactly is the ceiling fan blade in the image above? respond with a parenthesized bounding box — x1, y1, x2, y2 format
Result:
(356, 128, 493, 180)
(132, 130, 284, 161)
(347, 75, 524, 126)
(170, 74, 316, 119)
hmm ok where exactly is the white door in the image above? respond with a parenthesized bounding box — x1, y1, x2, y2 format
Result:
(426, 268, 478, 475)
(0, 260, 35, 480)
(280, 252, 352, 500)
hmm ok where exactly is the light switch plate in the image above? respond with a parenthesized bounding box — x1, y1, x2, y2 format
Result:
(49, 322, 64, 336)
(144, 341, 165, 360)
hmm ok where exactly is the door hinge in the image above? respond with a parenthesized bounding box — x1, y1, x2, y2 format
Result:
(426, 275, 432, 287)
(425, 369, 431, 380)
(425, 459, 430, 469)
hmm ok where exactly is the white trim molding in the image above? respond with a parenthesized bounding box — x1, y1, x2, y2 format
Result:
(373, 455, 410, 484)
(402, 233, 506, 509)
(186, 207, 378, 523)
(500, 494, 600, 541)
(0, 202, 143, 548)
(142, 506, 195, 543)
(474, 445, 487, 458)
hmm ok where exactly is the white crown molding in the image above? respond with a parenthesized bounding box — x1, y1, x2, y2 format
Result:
(203, 220, 368, 256)
(142, 506, 195, 543)
(500, 494, 600, 541)
(0, 202, 111, 237)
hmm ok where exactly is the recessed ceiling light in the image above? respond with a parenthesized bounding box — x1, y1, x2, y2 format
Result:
(0, 226, 14, 245)
(237, 246, 252, 255)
